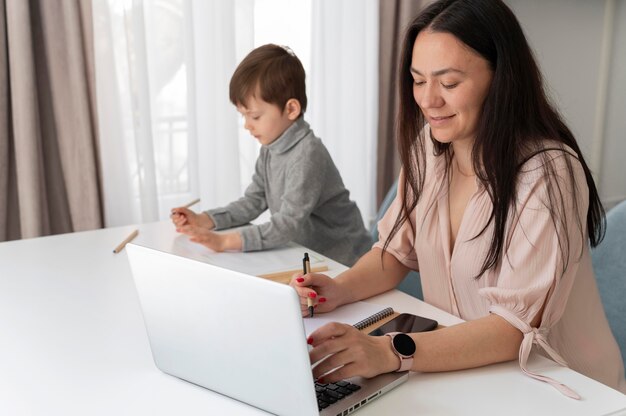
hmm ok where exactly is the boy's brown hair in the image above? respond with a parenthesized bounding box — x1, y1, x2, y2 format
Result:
(229, 44, 307, 115)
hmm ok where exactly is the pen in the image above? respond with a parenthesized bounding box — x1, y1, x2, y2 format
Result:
(303, 253, 314, 317)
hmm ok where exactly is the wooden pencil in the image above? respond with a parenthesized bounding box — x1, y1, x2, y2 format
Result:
(113, 229, 139, 254)
(183, 198, 201, 208)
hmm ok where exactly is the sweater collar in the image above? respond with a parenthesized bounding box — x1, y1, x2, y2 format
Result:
(265, 118, 310, 154)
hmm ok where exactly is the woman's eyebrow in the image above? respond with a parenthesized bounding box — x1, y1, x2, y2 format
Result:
(411, 67, 465, 76)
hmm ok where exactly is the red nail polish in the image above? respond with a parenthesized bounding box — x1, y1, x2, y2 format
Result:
(317, 377, 324, 384)
(307, 337, 314, 345)
(296, 277, 304, 283)
(308, 292, 317, 299)
(319, 297, 327, 303)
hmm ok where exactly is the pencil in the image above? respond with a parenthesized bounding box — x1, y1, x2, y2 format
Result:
(183, 198, 200, 208)
(303, 253, 314, 317)
(113, 229, 139, 254)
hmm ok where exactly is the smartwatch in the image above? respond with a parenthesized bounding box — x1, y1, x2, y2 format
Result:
(385, 332, 416, 372)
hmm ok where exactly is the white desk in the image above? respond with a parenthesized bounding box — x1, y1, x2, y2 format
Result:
(1, 221, 625, 415)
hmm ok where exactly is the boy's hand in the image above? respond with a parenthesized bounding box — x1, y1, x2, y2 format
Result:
(170, 208, 214, 229)
(177, 225, 242, 252)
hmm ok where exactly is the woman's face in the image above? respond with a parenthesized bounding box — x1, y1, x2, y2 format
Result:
(411, 30, 493, 145)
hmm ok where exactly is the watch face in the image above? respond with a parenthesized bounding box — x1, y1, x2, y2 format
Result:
(393, 333, 416, 356)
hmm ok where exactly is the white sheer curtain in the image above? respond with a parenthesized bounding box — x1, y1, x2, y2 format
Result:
(309, 0, 379, 227)
(92, 0, 379, 229)
(92, 0, 254, 227)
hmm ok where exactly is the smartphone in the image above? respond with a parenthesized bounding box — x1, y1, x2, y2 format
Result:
(368, 313, 438, 336)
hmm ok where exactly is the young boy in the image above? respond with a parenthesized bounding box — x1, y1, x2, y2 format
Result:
(171, 44, 371, 266)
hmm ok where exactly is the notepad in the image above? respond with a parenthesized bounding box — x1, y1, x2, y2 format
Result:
(173, 236, 326, 277)
(303, 301, 394, 336)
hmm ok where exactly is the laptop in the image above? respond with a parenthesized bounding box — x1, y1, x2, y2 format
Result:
(126, 243, 408, 416)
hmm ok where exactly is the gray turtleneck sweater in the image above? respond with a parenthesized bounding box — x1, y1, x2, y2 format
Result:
(205, 118, 372, 266)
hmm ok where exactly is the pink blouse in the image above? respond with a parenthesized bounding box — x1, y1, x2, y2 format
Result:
(374, 129, 626, 396)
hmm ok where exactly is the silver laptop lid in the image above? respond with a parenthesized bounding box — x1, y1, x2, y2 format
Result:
(126, 243, 319, 416)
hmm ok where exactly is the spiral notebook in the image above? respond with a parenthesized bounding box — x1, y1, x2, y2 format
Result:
(302, 301, 395, 336)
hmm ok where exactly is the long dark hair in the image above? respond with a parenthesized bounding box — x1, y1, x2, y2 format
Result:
(384, 0, 605, 278)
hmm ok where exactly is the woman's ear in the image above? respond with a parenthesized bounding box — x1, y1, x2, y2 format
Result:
(284, 99, 302, 120)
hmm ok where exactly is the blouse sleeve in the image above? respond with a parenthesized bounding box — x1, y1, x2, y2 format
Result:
(479, 150, 588, 327)
(479, 149, 588, 399)
(373, 169, 420, 271)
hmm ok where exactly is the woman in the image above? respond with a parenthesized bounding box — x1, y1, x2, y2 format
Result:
(292, 0, 625, 397)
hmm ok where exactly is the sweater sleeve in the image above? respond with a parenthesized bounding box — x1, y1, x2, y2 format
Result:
(239, 144, 325, 251)
(205, 154, 268, 230)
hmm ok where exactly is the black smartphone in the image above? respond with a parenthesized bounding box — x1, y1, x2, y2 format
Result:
(368, 313, 438, 336)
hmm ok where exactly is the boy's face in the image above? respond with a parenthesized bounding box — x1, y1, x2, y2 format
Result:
(237, 95, 297, 146)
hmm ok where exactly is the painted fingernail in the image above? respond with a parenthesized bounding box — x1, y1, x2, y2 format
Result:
(296, 277, 304, 283)
(308, 292, 317, 299)
(317, 377, 324, 384)
(319, 297, 327, 303)
(307, 337, 314, 345)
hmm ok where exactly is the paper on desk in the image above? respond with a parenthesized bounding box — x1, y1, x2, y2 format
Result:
(172, 235, 325, 276)
(302, 301, 390, 337)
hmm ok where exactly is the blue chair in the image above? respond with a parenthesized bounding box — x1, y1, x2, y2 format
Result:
(372, 180, 423, 300)
(592, 199, 626, 368)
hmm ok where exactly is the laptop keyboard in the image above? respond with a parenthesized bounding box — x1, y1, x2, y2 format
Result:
(315, 380, 361, 410)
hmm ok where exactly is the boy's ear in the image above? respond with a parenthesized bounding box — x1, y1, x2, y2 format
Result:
(284, 99, 301, 120)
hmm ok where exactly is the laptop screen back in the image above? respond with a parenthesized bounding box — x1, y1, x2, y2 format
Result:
(126, 243, 319, 416)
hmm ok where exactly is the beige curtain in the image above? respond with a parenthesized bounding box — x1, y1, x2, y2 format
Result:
(377, 0, 432, 206)
(0, 0, 102, 242)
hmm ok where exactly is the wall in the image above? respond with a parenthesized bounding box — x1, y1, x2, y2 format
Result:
(506, 0, 626, 208)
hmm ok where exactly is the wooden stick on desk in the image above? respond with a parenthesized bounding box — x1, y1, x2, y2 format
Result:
(258, 265, 329, 284)
(113, 229, 139, 254)
(183, 198, 200, 208)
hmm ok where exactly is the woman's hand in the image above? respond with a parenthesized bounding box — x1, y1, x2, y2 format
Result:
(308, 323, 399, 383)
(289, 272, 350, 316)
(170, 207, 214, 229)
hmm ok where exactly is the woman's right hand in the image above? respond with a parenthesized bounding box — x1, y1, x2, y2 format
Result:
(170, 207, 214, 229)
(289, 272, 349, 316)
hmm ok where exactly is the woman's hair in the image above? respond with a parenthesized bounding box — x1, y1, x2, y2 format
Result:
(385, 0, 605, 278)
(229, 44, 307, 115)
